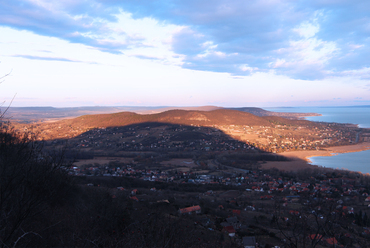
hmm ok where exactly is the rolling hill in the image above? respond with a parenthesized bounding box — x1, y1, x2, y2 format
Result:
(14, 108, 324, 142)
(59, 109, 277, 128)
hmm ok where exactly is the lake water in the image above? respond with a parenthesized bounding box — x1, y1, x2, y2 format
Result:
(265, 106, 370, 128)
(265, 106, 370, 173)
(308, 149, 370, 174)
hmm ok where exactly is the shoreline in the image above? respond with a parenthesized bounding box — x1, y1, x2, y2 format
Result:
(286, 142, 370, 162)
(260, 142, 370, 172)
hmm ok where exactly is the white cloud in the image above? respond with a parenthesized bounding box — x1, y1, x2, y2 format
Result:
(240, 65, 258, 72)
(348, 44, 364, 50)
(338, 67, 370, 79)
(270, 59, 286, 68)
(269, 14, 339, 79)
(2, 1, 370, 106)
(294, 22, 320, 38)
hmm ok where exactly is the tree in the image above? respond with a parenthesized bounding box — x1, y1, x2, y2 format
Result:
(0, 122, 72, 247)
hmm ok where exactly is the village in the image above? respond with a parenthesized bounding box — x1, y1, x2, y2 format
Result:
(73, 156, 370, 247)
(53, 120, 364, 157)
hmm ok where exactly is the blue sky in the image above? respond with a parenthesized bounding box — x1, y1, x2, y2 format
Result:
(1, 0, 370, 107)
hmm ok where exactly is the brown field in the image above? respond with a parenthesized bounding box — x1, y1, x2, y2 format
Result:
(219, 190, 241, 198)
(74, 157, 134, 166)
(160, 158, 197, 167)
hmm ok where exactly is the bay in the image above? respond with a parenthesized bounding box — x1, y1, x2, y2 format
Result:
(264, 106, 370, 173)
(308, 150, 370, 174)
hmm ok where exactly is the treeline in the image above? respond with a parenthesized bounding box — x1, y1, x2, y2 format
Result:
(75, 176, 238, 193)
(216, 152, 289, 170)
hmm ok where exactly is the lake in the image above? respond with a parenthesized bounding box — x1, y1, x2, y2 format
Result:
(308, 149, 370, 174)
(265, 106, 370, 173)
(265, 106, 370, 128)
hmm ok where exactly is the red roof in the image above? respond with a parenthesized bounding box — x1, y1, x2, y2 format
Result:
(179, 205, 201, 214)
(223, 226, 236, 233)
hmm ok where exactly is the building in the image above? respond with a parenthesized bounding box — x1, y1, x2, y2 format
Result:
(178, 205, 201, 215)
(223, 226, 236, 237)
(242, 236, 256, 248)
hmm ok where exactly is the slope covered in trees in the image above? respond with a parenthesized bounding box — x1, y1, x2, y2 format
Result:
(0, 122, 236, 247)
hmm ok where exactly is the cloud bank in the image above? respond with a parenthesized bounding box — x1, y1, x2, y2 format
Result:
(1, 0, 370, 80)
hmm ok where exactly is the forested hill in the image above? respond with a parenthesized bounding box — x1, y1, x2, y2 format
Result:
(58, 109, 295, 128)
(61, 109, 271, 127)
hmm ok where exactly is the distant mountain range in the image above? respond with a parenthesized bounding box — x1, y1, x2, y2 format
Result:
(3, 105, 320, 123)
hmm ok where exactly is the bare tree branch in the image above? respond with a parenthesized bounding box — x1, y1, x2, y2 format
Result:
(0, 69, 14, 119)
(1, 94, 16, 120)
(0, 70, 12, 84)
(12, 231, 42, 248)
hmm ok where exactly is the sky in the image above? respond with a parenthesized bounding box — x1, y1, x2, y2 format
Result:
(1, 0, 370, 108)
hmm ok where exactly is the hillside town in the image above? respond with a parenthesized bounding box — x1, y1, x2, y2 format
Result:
(47, 120, 365, 156)
(74, 158, 370, 247)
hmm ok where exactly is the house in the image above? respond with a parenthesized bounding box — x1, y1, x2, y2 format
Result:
(242, 236, 256, 248)
(226, 216, 241, 229)
(223, 226, 236, 237)
(179, 205, 201, 215)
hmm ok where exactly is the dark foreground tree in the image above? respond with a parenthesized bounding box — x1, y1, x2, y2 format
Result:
(0, 122, 72, 247)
